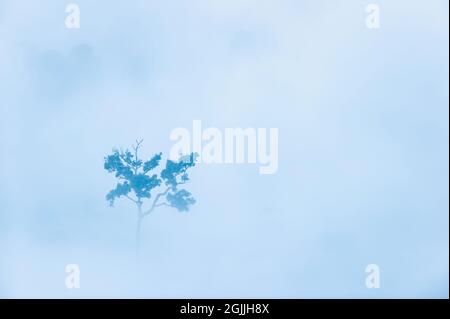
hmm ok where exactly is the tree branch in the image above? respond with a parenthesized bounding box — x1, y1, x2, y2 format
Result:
(132, 139, 144, 174)
(126, 195, 139, 204)
(142, 187, 172, 216)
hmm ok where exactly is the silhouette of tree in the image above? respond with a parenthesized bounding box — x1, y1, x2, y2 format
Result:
(104, 139, 197, 257)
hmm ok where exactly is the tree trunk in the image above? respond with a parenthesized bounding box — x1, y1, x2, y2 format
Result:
(136, 203, 143, 260)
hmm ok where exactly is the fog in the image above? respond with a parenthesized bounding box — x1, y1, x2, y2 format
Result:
(0, 0, 448, 297)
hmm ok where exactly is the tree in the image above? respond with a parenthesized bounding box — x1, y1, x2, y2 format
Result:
(104, 139, 197, 257)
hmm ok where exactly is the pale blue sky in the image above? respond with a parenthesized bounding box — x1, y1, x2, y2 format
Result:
(0, 0, 448, 298)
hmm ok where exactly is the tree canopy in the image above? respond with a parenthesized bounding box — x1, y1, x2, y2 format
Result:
(104, 140, 197, 212)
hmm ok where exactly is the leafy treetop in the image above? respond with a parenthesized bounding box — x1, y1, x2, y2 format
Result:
(104, 140, 197, 212)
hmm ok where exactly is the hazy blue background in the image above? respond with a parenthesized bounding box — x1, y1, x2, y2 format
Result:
(0, 0, 448, 298)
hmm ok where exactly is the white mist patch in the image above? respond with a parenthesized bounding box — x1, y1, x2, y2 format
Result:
(169, 120, 278, 174)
